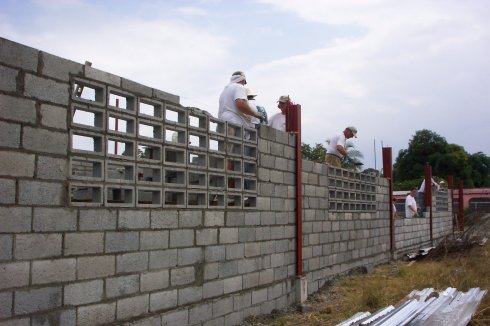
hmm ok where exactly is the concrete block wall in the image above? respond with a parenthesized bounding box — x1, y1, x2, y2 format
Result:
(0, 37, 454, 326)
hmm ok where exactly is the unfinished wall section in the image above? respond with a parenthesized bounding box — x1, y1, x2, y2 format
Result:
(0, 37, 454, 326)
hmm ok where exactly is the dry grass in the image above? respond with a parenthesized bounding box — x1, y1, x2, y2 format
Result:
(249, 241, 490, 326)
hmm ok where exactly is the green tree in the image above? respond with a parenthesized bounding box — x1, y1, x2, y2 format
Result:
(469, 152, 490, 187)
(301, 143, 327, 162)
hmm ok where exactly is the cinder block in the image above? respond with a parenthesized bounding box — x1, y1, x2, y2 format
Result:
(149, 249, 177, 270)
(14, 234, 61, 260)
(0, 121, 20, 148)
(0, 262, 29, 290)
(205, 245, 225, 262)
(106, 274, 139, 298)
(18, 180, 63, 205)
(204, 211, 224, 227)
(80, 209, 117, 231)
(64, 280, 103, 305)
(245, 242, 261, 257)
(23, 126, 68, 155)
(149, 289, 177, 311)
(153, 88, 180, 104)
(178, 286, 202, 305)
(161, 309, 189, 326)
(33, 208, 77, 232)
(0, 151, 35, 177)
(15, 286, 62, 314)
(140, 230, 169, 250)
(218, 261, 237, 278)
(37, 156, 68, 180)
(0, 65, 18, 92)
(212, 297, 233, 318)
(40, 103, 67, 130)
(105, 232, 139, 253)
(233, 292, 251, 310)
(170, 266, 194, 286)
(121, 78, 153, 97)
(224, 311, 243, 326)
(0, 178, 15, 204)
(0, 291, 12, 318)
(169, 229, 194, 248)
(128, 316, 161, 326)
(0, 235, 12, 260)
(64, 233, 104, 255)
(259, 269, 274, 285)
(116, 294, 149, 320)
(77, 302, 116, 326)
(177, 247, 202, 266)
(32, 258, 76, 284)
(203, 279, 224, 299)
(116, 252, 148, 273)
(243, 272, 260, 289)
(178, 210, 202, 228)
(226, 243, 244, 260)
(189, 302, 212, 324)
(151, 210, 178, 229)
(84, 65, 121, 86)
(24, 74, 69, 105)
(0, 94, 36, 123)
(0, 38, 38, 71)
(204, 262, 219, 280)
(196, 229, 218, 246)
(31, 309, 76, 326)
(77, 255, 115, 280)
(268, 283, 283, 300)
(141, 269, 169, 292)
(119, 210, 150, 230)
(219, 228, 238, 244)
(252, 288, 268, 304)
(224, 276, 242, 294)
(40, 52, 83, 82)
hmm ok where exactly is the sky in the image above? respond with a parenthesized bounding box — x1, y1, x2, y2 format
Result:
(1, 0, 489, 170)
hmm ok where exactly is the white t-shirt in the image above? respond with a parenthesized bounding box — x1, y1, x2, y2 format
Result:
(405, 195, 417, 218)
(327, 133, 346, 157)
(269, 112, 285, 131)
(218, 82, 250, 127)
(248, 99, 260, 125)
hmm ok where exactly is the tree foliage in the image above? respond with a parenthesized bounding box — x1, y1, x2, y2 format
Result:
(302, 141, 364, 171)
(393, 129, 490, 189)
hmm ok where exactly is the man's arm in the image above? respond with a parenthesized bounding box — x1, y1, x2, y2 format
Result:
(235, 99, 260, 117)
(336, 145, 348, 157)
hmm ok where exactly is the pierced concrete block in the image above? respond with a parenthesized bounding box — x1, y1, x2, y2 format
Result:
(188, 131, 207, 151)
(243, 178, 257, 192)
(243, 126, 258, 143)
(188, 171, 206, 188)
(226, 193, 242, 209)
(70, 157, 103, 181)
(137, 142, 162, 162)
(227, 176, 242, 191)
(243, 160, 257, 175)
(209, 117, 225, 136)
(187, 191, 207, 207)
(71, 104, 105, 131)
(165, 104, 186, 126)
(105, 161, 135, 183)
(137, 187, 162, 207)
(243, 195, 257, 209)
(138, 118, 162, 141)
(226, 158, 242, 174)
(208, 193, 225, 208)
(137, 164, 162, 185)
(72, 78, 106, 107)
(70, 183, 103, 206)
(209, 174, 225, 189)
(138, 98, 163, 120)
(164, 126, 187, 147)
(208, 154, 225, 171)
(226, 122, 242, 140)
(164, 146, 186, 166)
(107, 87, 136, 114)
(226, 140, 242, 157)
(188, 112, 207, 131)
(164, 168, 186, 187)
(70, 130, 104, 156)
(243, 144, 257, 159)
(105, 185, 134, 207)
(188, 151, 207, 169)
(107, 136, 135, 159)
(107, 111, 136, 136)
(209, 136, 226, 154)
(164, 189, 186, 207)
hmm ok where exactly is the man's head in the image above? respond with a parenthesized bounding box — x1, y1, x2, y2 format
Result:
(277, 95, 290, 114)
(410, 187, 418, 196)
(344, 126, 358, 139)
(230, 71, 246, 85)
(245, 88, 257, 100)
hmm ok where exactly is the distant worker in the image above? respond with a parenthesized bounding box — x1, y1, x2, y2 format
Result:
(325, 127, 358, 168)
(405, 187, 419, 218)
(392, 197, 398, 218)
(418, 177, 440, 214)
(246, 88, 268, 125)
(218, 71, 263, 127)
(269, 95, 290, 131)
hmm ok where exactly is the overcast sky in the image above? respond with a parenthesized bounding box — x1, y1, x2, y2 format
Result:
(2, 0, 489, 169)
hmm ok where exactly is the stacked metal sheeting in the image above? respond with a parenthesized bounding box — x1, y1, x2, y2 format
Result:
(335, 287, 487, 326)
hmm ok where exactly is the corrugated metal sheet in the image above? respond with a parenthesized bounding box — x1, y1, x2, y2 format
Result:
(336, 287, 487, 326)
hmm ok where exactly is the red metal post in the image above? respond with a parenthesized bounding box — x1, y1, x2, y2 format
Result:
(382, 147, 394, 256)
(286, 103, 303, 276)
(458, 179, 464, 231)
(115, 99, 119, 154)
(424, 164, 433, 242)
(448, 175, 455, 233)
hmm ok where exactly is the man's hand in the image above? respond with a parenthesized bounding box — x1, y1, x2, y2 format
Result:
(345, 156, 354, 163)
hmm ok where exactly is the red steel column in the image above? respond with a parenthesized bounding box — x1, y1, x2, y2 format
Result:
(382, 147, 394, 255)
(424, 164, 433, 242)
(458, 179, 464, 231)
(448, 175, 454, 233)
